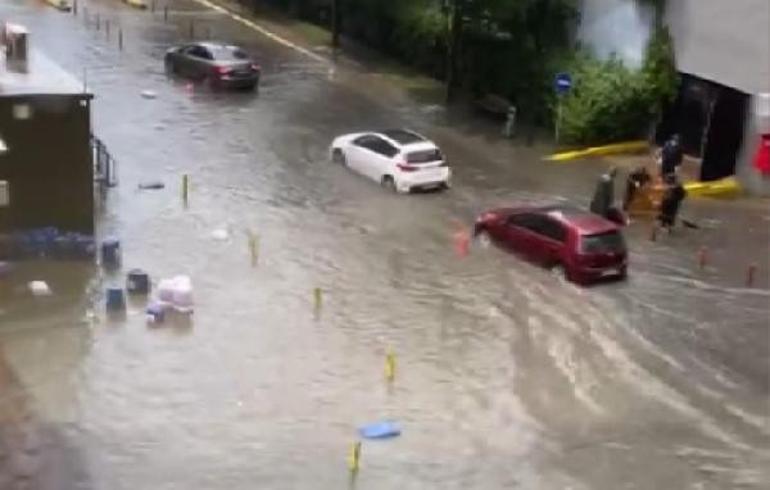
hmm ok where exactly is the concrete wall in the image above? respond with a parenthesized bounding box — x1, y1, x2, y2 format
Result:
(0, 95, 94, 233)
(665, 0, 770, 195)
(665, 0, 770, 95)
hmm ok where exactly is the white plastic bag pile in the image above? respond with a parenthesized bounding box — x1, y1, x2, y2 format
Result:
(156, 275, 194, 313)
(28, 280, 52, 296)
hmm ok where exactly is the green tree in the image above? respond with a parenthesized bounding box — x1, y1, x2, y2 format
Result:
(558, 23, 678, 145)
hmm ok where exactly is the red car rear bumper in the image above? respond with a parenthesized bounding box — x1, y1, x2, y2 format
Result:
(571, 264, 627, 283)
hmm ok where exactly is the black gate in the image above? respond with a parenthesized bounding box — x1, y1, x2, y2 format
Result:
(92, 135, 118, 188)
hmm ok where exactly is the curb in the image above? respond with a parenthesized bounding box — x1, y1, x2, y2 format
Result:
(546, 141, 649, 162)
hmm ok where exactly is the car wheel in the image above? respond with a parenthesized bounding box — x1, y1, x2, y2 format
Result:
(332, 148, 346, 166)
(382, 175, 397, 193)
(164, 59, 175, 76)
(617, 266, 628, 281)
(476, 229, 492, 249)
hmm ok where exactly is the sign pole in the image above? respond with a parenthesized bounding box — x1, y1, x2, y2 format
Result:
(556, 96, 563, 144)
(553, 72, 572, 145)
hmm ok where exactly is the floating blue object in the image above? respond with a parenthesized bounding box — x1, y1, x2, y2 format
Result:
(359, 421, 401, 440)
(5, 229, 95, 261)
(146, 302, 166, 322)
(101, 238, 121, 267)
(106, 287, 126, 311)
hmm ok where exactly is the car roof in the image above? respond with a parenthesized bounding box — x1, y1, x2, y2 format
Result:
(543, 206, 619, 234)
(378, 129, 427, 146)
(503, 204, 620, 235)
(196, 41, 240, 50)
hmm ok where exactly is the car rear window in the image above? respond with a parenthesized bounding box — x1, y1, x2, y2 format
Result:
(406, 149, 443, 163)
(210, 46, 249, 60)
(580, 231, 625, 254)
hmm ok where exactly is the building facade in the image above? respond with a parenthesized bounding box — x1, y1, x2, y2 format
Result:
(580, 0, 770, 194)
(664, 0, 770, 194)
(0, 26, 95, 238)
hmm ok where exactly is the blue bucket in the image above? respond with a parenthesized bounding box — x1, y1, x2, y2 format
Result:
(76, 235, 96, 260)
(101, 238, 121, 267)
(146, 302, 166, 323)
(126, 269, 150, 295)
(106, 287, 126, 311)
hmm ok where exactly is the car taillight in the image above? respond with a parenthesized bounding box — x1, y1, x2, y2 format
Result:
(215, 66, 232, 76)
(397, 163, 418, 172)
(251, 63, 261, 71)
(477, 212, 498, 223)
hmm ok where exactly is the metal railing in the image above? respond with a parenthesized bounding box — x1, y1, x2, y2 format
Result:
(91, 135, 118, 188)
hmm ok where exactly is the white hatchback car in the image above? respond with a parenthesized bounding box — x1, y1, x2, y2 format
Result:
(330, 129, 451, 193)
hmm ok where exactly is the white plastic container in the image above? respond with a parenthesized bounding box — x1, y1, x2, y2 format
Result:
(156, 275, 193, 313)
(28, 280, 51, 296)
(170, 275, 193, 313)
(157, 278, 176, 304)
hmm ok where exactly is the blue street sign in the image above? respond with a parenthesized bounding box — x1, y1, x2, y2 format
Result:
(555, 72, 572, 95)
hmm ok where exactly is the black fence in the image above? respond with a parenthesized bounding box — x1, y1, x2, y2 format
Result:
(92, 135, 118, 188)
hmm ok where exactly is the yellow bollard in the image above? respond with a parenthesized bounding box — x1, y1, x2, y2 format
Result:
(248, 232, 259, 267)
(313, 287, 322, 311)
(384, 349, 396, 383)
(181, 174, 189, 207)
(347, 441, 361, 474)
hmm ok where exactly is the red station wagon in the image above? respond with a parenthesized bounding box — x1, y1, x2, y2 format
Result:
(474, 205, 628, 284)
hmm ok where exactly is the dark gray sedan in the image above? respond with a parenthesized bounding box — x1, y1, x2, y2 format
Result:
(164, 42, 260, 90)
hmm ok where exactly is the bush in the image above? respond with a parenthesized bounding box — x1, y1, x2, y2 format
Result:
(558, 54, 653, 144)
(558, 27, 678, 145)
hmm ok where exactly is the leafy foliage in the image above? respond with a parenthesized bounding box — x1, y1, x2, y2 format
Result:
(559, 26, 679, 145)
(259, 1, 678, 144)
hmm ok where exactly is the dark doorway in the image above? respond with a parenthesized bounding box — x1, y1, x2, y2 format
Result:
(701, 87, 749, 181)
(656, 74, 713, 156)
(657, 74, 749, 181)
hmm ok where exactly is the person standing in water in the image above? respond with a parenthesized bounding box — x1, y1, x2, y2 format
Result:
(590, 167, 619, 221)
(658, 173, 687, 231)
(660, 134, 684, 177)
(623, 166, 652, 211)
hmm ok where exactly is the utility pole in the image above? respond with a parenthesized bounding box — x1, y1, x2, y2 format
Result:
(331, 0, 341, 48)
(445, 0, 462, 103)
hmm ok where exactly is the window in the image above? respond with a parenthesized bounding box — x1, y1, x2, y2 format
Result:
(580, 231, 626, 254)
(13, 103, 31, 120)
(507, 214, 565, 242)
(538, 217, 567, 243)
(507, 213, 537, 230)
(372, 138, 398, 158)
(0, 181, 9, 207)
(353, 135, 378, 149)
(354, 136, 397, 158)
(187, 45, 212, 59)
(210, 45, 249, 60)
(406, 149, 443, 163)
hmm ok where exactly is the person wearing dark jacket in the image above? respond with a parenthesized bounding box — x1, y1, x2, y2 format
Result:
(590, 167, 618, 219)
(660, 134, 684, 176)
(658, 174, 687, 230)
(623, 166, 652, 211)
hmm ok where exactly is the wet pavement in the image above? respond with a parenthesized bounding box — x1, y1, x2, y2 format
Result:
(0, 1, 769, 489)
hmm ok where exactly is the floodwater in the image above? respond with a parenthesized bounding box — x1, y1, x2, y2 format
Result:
(1, 1, 769, 489)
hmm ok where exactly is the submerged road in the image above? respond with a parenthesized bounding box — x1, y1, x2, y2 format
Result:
(0, 0, 768, 488)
